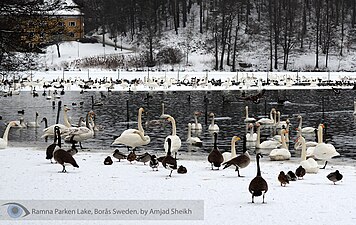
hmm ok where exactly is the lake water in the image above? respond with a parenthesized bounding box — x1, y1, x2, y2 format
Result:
(1, 89, 356, 160)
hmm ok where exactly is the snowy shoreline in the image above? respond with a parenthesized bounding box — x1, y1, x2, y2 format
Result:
(1, 147, 356, 224)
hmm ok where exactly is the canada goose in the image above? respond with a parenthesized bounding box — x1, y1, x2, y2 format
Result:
(295, 166, 306, 179)
(177, 165, 187, 174)
(104, 156, 113, 165)
(162, 138, 177, 177)
(286, 171, 297, 181)
(136, 152, 151, 165)
(113, 149, 127, 162)
(248, 153, 268, 203)
(127, 151, 136, 163)
(207, 132, 224, 170)
(327, 170, 343, 184)
(52, 127, 79, 173)
(149, 155, 159, 171)
(278, 171, 289, 186)
(222, 136, 250, 177)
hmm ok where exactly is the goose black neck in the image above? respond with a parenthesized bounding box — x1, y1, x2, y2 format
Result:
(56, 127, 61, 148)
(243, 136, 247, 153)
(167, 138, 172, 156)
(86, 113, 90, 128)
(43, 117, 48, 128)
(256, 153, 261, 176)
(213, 132, 218, 149)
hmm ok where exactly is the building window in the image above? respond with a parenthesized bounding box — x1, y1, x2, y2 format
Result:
(58, 21, 64, 26)
(68, 32, 75, 37)
(69, 21, 76, 27)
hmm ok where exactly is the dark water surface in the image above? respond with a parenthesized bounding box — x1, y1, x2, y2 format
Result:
(1, 89, 356, 160)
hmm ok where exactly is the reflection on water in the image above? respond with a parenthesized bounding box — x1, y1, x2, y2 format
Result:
(1, 89, 356, 159)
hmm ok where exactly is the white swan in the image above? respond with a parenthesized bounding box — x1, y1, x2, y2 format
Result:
(186, 123, 202, 147)
(27, 112, 40, 128)
(13, 117, 26, 128)
(191, 111, 202, 130)
(208, 112, 219, 131)
(159, 103, 170, 119)
(353, 100, 356, 115)
(297, 115, 316, 134)
(275, 111, 288, 129)
(246, 123, 257, 142)
(257, 108, 276, 125)
(222, 136, 241, 163)
(244, 106, 256, 123)
(112, 107, 150, 149)
(164, 115, 181, 157)
(313, 124, 340, 169)
(295, 136, 319, 173)
(294, 127, 317, 150)
(0, 121, 17, 149)
(255, 122, 281, 149)
(41, 106, 72, 138)
(269, 129, 291, 161)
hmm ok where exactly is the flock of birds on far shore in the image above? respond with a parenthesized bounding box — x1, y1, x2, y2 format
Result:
(0, 96, 346, 203)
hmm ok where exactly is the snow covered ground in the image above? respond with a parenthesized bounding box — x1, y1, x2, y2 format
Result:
(0, 147, 355, 224)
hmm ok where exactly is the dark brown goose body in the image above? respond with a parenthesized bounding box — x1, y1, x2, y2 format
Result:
(149, 155, 159, 171)
(248, 153, 268, 203)
(208, 132, 224, 170)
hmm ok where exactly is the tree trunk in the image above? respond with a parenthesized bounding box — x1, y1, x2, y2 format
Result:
(232, 26, 239, 72)
(56, 43, 61, 58)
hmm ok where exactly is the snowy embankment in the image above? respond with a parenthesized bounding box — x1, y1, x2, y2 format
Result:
(0, 147, 355, 225)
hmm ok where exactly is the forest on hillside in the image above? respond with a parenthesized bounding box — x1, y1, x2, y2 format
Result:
(73, 0, 356, 71)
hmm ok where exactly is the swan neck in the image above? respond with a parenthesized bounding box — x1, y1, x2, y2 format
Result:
(256, 126, 261, 148)
(231, 139, 236, 157)
(2, 123, 13, 142)
(318, 125, 323, 143)
(170, 117, 176, 136)
(64, 109, 71, 127)
(300, 139, 307, 161)
(245, 106, 249, 118)
(138, 109, 144, 133)
(281, 131, 287, 149)
(194, 115, 198, 125)
(298, 116, 302, 129)
(187, 125, 191, 139)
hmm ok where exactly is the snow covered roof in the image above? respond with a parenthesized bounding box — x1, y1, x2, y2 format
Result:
(46, 0, 83, 16)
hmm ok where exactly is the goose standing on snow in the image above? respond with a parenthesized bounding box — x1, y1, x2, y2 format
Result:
(249, 153, 268, 203)
(112, 107, 150, 150)
(295, 136, 319, 173)
(27, 112, 40, 128)
(0, 121, 17, 149)
(186, 123, 202, 147)
(162, 138, 177, 177)
(164, 115, 181, 158)
(269, 129, 291, 161)
(208, 112, 219, 132)
(222, 136, 241, 163)
(223, 136, 251, 177)
(313, 124, 340, 169)
(207, 132, 224, 170)
(244, 106, 256, 123)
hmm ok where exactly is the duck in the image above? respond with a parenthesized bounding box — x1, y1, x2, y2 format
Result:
(286, 171, 297, 181)
(127, 151, 137, 163)
(248, 153, 268, 203)
(223, 136, 251, 177)
(164, 115, 181, 158)
(177, 165, 187, 174)
(112, 107, 150, 150)
(0, 121, 17, 149)
(269, 129, 291, 161)
(64, 111, 95, 149)
(136, 152, 151, 165)
(295, 136, 319, 173)
(149, 155, 159, 171)
(208, 113, 220, 132)
(222, 136, 240, 163)
(26, 112, 40, 128)
(297, 115, 316, 134)
(278, 171, 289, 186)
(313, 124, 340, 169)
(295, 166, 306, 179)
(186, 123, 203, 147)
(52, 127, 79, 173)
(113, 149, 127, 162)
(255, 122, 281, 149)
(191, 111, 203, 130)
(327, 170, 343, 184)
(244, 106, 256, 123)
(162, 138, 177, 177)
(104, 156, 113, 165)
(245, 123, 257, 142)
(257, 108, 276, 125)
(207, 132, 224, 170)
